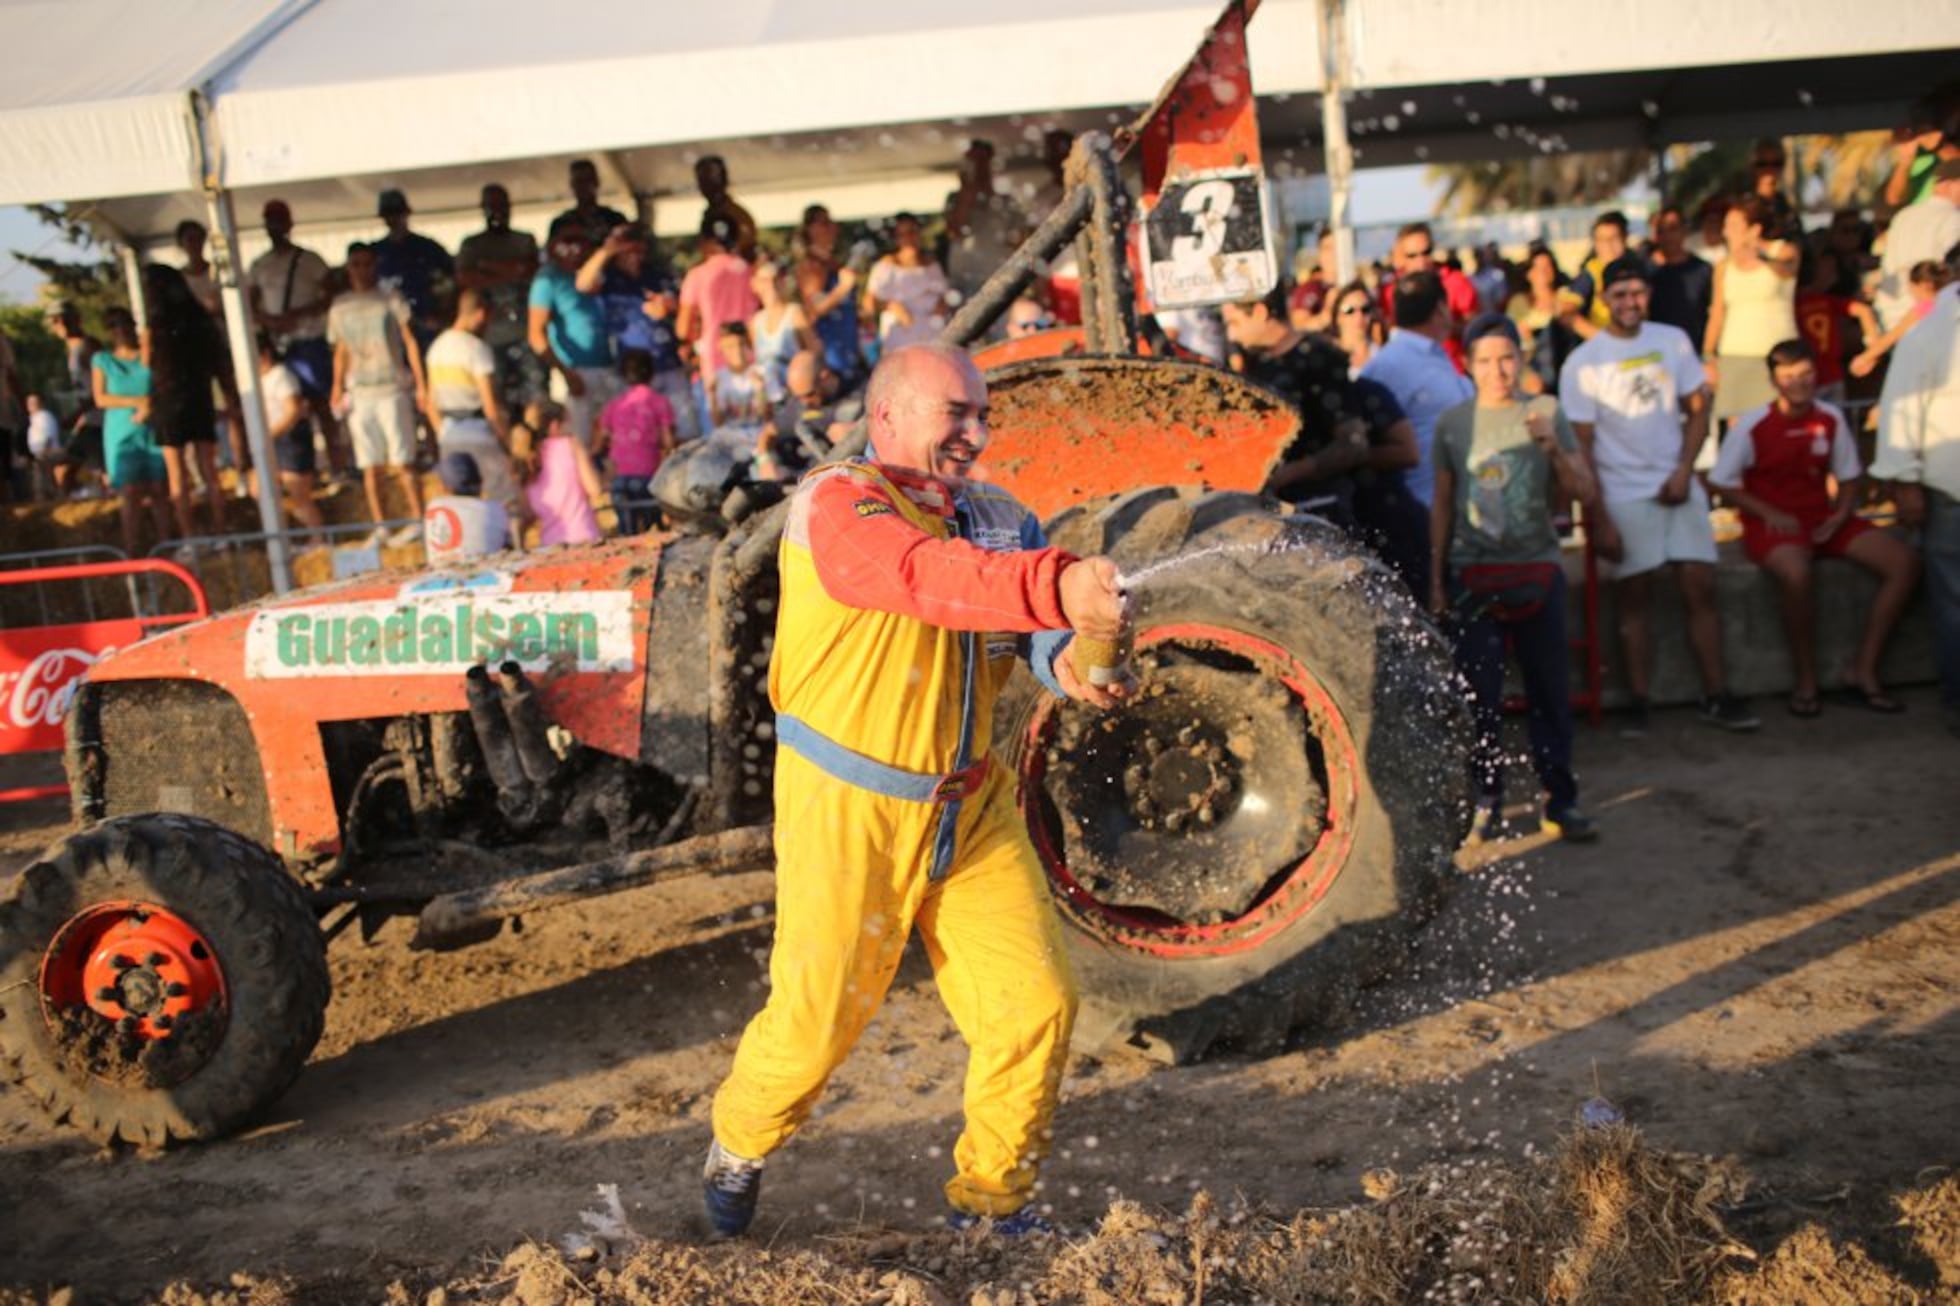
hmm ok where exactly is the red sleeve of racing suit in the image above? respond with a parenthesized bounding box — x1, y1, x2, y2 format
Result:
(805, 474, 1076, 633)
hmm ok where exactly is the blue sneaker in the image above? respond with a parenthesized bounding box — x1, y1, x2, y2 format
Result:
(702, 1139, 765, 1238)
(948, 1207, 1055, 1237)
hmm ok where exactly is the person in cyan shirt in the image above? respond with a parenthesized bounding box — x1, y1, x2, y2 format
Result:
(528, 218, 615, 447)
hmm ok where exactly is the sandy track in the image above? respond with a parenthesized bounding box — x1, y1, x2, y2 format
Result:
(1, 692, 1954, 1300)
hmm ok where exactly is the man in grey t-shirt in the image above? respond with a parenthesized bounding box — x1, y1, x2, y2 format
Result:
(1432, 314, 1600, 843)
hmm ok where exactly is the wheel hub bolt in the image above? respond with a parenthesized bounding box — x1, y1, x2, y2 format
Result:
(110, 954, 134, 971)
(165, 982, 189, 998)
(116, 1016, 139, 1035)
(95, 986, 119, 1004)
(155, 1014, 175, 1031)
(144, 952, 166, 968)
(117, 970, 163, 1015)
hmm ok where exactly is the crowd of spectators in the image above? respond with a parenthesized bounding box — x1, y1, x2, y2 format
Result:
(1250, 123, 1960, 806)
(4, 107, 1958, 751)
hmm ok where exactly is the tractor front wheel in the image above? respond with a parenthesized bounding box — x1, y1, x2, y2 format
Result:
(0, 814, 329, 1147)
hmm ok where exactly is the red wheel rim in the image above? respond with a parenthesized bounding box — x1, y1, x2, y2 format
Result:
(38, 900, 229, 1043)
(1020, 623, 1359, 959)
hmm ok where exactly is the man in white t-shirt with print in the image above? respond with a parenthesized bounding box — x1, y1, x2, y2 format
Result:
(1559, 255, 1759, 737)
(423, 289, 515, 510)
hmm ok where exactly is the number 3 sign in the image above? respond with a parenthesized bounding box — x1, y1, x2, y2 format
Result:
(1141, 167, 1277, 310)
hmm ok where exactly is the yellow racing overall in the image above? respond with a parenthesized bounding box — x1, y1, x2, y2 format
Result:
(710, 459, 1078, 1216)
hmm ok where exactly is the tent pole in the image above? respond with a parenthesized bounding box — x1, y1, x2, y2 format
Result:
(205, 185, 293, 594)
(189, 85, 291, 593)
(1316, 0, 1356, 285)
(118, 244, 148, 328)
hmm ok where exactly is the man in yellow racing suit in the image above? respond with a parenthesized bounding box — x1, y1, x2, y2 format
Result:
(703, 343, 1127, 1237)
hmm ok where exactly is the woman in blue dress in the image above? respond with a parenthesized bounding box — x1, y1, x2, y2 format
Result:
(91, 307, 171, 556)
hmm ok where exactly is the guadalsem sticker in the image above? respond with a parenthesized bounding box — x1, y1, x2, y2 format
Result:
(243, 591, 635, 678)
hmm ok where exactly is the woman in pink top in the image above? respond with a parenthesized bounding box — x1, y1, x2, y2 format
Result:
(515, 399, 604, 546)
(676, 215, 760, 385)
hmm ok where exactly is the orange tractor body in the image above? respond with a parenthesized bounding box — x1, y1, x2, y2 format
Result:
(4, 1, 1470, 1148)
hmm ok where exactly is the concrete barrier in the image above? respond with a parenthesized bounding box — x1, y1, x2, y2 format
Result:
(1566, 531, 1935, 708)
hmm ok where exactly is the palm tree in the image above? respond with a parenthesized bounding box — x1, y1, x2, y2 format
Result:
(1428, 131, 1901, 220)
(1793, 131, 1894, 209)
(1429, 150, 1651, 216)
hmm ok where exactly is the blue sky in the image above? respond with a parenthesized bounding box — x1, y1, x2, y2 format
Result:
(0, 167, 1441, 304)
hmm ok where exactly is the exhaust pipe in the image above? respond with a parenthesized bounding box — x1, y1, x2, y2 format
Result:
(465, 665, 538, 826)
(497, 661, 563, 787)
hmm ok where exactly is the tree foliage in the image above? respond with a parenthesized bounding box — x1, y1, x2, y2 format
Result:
(0, 304, 66, 400)
(1429, 149, 1654, 217)
(11, 203, 128, 342)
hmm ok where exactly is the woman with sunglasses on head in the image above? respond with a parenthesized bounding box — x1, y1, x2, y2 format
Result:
(1331, 281, 1387, 376)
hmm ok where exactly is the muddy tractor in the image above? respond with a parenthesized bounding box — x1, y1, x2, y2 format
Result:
(0, 0, 1472, 1148)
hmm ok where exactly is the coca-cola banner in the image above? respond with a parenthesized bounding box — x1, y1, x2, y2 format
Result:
(0, 619, 145, 757)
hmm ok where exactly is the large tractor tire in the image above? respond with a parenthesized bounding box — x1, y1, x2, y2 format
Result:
(998, 487, 1472, 1063)
(0, 814, 330, 1147)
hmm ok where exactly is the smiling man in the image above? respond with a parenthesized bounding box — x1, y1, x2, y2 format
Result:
(702, 343, 1127, 1240)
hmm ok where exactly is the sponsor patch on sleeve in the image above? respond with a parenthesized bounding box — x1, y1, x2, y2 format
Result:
(852, 497, 894, 519)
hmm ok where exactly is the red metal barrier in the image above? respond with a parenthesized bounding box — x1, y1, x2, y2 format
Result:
(0, 559, 209, 803)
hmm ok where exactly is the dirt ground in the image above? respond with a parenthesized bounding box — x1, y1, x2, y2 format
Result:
(0, 692, 1954, 1303)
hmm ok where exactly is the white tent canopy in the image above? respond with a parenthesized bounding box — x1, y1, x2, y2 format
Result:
(4, 0, 1954, 248)
(0, 0, 306, 222)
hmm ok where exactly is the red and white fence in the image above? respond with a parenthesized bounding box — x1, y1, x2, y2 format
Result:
(0, 558, 209, 804)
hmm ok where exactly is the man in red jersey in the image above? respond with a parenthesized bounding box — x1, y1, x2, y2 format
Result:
(1710, 339, 1920, 716)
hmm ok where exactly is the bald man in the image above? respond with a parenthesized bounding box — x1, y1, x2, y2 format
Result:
(758, 349, 856, 478)
(703, 344, 1127, 1238)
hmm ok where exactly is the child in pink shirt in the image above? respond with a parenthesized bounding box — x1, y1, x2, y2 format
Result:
(515, 400, 603, 547)
(597, 348, 677, 533)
